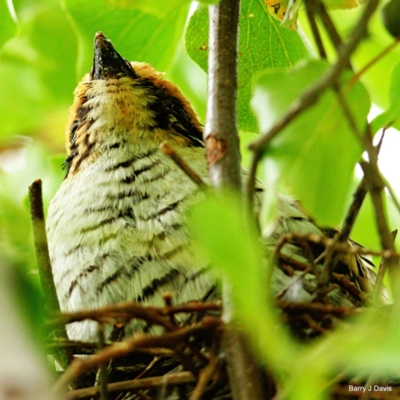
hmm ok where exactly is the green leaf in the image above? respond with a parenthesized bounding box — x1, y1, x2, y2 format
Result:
(198, 0, 221, 4)
(190, 192, 299, 366)
(0, 0, 76, 142)
(371, 62, 400, 133)
(252, 60, 369, 226)
(0, 0, 18, 52)
(62, 0, 190, 77)
(105, 0, 186, 18)
(185, 0, 309, 133)
(323, 0, 363, 9)
(191, 193, 264, 292)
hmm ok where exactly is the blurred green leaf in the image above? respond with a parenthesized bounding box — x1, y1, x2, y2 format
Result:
(252, 60, 369, 226)
(106, 0, 189, 18)
(371, 62, 400, 133)
(0, 0, 18, 52)
(191, 192, 299, 367)
(62, 0, 190, 77)
(0, 140, 64, 274)
(186, 1, 309, 133)
(198, 0, 221, 4)
(0, 0, 76, 143)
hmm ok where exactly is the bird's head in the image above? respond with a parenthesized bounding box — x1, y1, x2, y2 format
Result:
(64, 32, 203, 175)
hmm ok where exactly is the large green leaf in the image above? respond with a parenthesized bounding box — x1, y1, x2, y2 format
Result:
(0, 0, 18, 52)
(252, 60, 369, 226)
(185, 0, 309, 133)
(0, 0, 76, 143)
(62, 0, 190, 77)
(190, 192, 299, 367)
(106, 0, 221, 18)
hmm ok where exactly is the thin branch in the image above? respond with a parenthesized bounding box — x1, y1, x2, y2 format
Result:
(64, 372, 196, 400)
(160, 141, 208, 190)
(190, 341, 220, 400)
(373, 229, 398, 304)
(245, 150, 262, 213)
(28, 179, 72, 368)
(304, 0, 327, 59)
(360, 156, 400, 301)
(312, 0, 345, 52)
(339, 178, 368, 242)
(339, 129, 385, 242)
(348, 37, 400, 86)
(48, 301, 222, 327)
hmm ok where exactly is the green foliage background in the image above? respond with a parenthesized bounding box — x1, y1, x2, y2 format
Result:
(1, 0, 400, 398)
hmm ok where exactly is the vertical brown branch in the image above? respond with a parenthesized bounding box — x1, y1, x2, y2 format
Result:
(205, 0, 242, 191)
(205, 0, 269, 398)
(28, 180, 72, 368)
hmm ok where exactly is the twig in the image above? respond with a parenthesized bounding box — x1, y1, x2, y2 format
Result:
(332, 272, 368, 302)
(276, 231, 400, 259)
(304, 0, 327, 59)
(134, 356, 163, 381)
(373, 230, 398, 304)
(53, 318, 220, 392)
(48, 301, 222, 327)
(28, 179, 72, 368)
(64, 372, 196, 400)
(348, 37, 400, 87)
(160, 141, 208, 190)
(46, 340, 176, 357)
(339, 178, 368, 243)
(360, 151, 400, 302)
(340, 129, 386, 243)
(312, 0, 345, 54)
(245, 150, 262, 212)
(190, 341, 220, 400)
(301, 313, 328, 334)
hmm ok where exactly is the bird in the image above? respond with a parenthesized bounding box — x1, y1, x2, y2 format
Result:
(46, 32, 386, 344)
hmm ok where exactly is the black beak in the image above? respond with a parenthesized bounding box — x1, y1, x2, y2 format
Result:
(90, 32, 137, 80)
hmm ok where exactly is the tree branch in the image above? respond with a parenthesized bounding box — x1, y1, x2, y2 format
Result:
(28, 179, 72, 368)
(205, 0, 269, 398)
(205, 0, 242, 191)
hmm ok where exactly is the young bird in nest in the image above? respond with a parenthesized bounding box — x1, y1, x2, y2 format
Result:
(46, 32, 386, 343)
